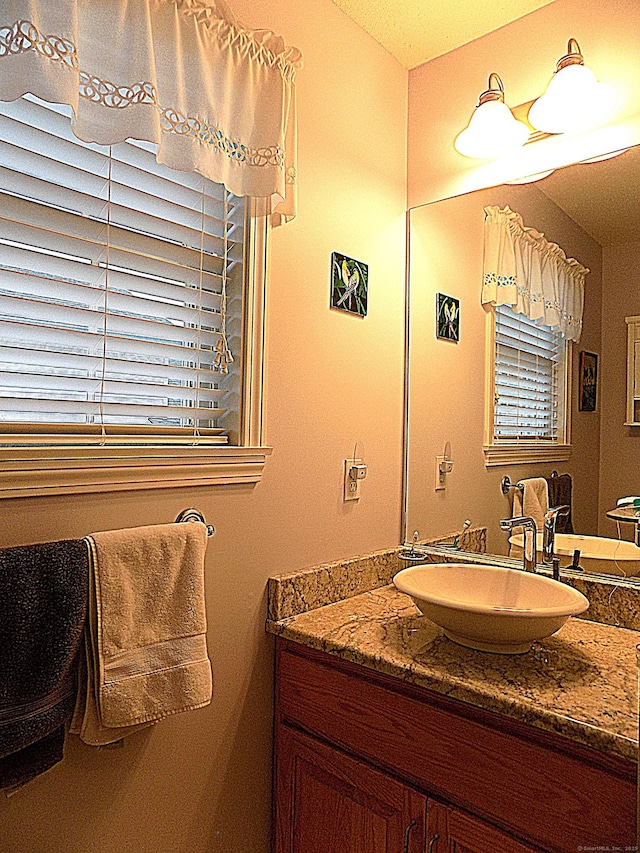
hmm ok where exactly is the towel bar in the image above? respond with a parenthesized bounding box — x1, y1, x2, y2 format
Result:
(501, 472, 564, 496)
(174, 508, 215, 538)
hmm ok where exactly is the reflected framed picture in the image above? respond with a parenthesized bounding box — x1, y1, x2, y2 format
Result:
(579, 350, 598, 412)
(436, 293, 460, 342)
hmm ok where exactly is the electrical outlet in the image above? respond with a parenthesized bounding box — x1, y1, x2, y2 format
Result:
(344, 458, 366, 501)
(435, 455, 446, 491)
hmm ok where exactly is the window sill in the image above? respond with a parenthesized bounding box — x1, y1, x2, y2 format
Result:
(484, 444, 572, 468)
(0, 444, 272, 498)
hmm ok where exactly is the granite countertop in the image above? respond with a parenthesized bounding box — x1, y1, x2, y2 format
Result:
(267, 549, 640, 763)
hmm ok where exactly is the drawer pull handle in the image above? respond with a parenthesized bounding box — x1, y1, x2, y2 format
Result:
(403, 819, 417, 853)
(428, 833, 440, 853)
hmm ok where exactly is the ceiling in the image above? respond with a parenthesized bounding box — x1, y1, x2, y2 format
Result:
(330, 0, 556, 69)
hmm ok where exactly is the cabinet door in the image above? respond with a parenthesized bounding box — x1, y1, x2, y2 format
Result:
(274, 724, 426, 853)
(427, 800, 545, 853)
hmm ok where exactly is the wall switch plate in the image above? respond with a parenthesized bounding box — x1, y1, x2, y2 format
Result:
(435, 455, 446, 491)
(344, 458, 366, 501)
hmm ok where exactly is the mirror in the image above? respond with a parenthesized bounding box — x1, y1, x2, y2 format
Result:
(404, 144, 640, 583)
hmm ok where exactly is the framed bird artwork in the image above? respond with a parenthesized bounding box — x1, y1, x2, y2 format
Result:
(436, 293, 460, 342)
(330, 252, 368, 317)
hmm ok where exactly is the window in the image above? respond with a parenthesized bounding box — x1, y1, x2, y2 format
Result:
(0, 95, 269, 497)
(481, 204, 584, 467)
(484, 305, 571, 466)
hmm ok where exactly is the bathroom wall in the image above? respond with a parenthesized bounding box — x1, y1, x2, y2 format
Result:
(0, 2, 408, 852)
(407, 183, 603, 553)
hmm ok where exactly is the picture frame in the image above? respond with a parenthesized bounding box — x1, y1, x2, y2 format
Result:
(436, 293, 460, 342)
(578, 350, 598, 412)
(330, 252, 368, 317)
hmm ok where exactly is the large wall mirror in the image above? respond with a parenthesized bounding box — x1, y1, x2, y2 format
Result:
(404, 143, 640, 584)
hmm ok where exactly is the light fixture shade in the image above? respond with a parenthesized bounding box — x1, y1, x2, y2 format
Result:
(528, 41, 616, 134)
(454, 75, 530, 160)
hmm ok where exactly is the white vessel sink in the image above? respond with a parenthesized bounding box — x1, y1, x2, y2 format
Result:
(393, 563, 589, 654)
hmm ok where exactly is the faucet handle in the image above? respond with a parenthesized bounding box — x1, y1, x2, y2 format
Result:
(545, 505, 570, 519)
(501, 515, 537, 530)
(544, 506, 570, 530)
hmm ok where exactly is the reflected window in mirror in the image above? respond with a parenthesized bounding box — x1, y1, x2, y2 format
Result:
(481, 205, 585, 466)
(489, 305, 570, 460)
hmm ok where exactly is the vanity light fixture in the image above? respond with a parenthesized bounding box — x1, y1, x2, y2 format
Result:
(454, 73, 530, 160)
(528, 39, 615, 135)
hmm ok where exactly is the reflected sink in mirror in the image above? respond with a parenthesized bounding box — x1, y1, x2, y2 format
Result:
(509, 532, 640, 577)
(393, 563, 589, 655)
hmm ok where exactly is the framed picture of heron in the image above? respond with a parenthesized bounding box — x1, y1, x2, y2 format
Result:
(436, 293, 460, 342)
(330, 252, 368, 317)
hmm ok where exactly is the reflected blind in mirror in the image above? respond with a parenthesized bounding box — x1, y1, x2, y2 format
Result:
(0, 95, 247, 445)
(494, 305, 565, 442)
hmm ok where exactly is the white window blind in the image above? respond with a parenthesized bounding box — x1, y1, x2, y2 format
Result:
(0, 95, 247, 445)
(494, 305, 566, 443)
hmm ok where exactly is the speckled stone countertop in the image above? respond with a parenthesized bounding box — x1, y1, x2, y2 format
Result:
(267, 548, 640, 763)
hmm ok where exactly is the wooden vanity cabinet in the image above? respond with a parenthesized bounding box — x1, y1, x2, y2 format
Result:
(273, 638, 637, 853)
(274, 724, 426, 853)
(275, 724, 540, 853)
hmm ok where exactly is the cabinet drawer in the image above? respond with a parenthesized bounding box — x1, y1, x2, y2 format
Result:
(276, 640, 636, 853)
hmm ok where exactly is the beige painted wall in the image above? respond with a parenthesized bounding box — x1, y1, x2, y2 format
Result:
(599, 238, 640, 537)
(408, 0, 640, 207)
(0, 3, 408, 852)
(407, 184, 602, 554)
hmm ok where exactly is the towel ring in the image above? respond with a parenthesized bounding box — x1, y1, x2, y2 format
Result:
(175, 508, 215, 537)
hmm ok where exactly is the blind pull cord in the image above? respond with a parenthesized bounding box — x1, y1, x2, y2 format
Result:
(98, 145, 113, 446)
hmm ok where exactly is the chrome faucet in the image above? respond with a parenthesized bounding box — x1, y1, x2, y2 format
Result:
(500, 516, 538, 573)
(542, 505, 570, 565)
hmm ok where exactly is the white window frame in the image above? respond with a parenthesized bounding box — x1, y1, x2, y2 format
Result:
(0, 105, 271, 499)
(483, 305, 572, 468)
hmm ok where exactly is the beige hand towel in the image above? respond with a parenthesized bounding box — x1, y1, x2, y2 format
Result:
(512, 477, 549, 531)
(71, 522, 211, 746)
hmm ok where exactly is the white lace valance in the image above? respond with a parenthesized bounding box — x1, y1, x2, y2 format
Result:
(0, 0, 302, 224)
(482, 205, 588, 342)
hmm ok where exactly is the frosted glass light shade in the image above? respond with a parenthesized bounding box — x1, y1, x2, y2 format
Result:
(528, 63, 616, 134)
(454, 99, 530, 160)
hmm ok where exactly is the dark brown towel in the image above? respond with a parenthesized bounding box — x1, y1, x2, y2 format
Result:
(546, 474, 574, 534)
(0, 539, 89, 790)
(0, 727, 65, 791)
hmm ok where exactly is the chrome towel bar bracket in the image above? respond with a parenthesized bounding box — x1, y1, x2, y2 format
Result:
(174, 508, 215, 537)
(501, 476, 525, 495)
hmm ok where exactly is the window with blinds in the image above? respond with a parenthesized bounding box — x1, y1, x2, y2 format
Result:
(0, 94, 247, 446)
(493, 304, 567, 443)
